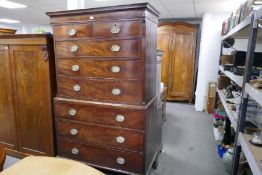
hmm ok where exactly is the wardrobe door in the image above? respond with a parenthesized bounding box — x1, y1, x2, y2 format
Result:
(158, 22, 197, 102)
(157, 28, 173, 88)
(10, 45, 54, 156)
(170, 31, 196, 102)
(0, 45, 18, 150)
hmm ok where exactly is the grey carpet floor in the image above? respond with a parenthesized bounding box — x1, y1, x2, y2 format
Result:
(4, 102, 227, 175)
(150, 102, 227, 175)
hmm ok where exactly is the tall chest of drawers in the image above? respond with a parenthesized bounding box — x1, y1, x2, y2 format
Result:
(47, 3, 161, 175)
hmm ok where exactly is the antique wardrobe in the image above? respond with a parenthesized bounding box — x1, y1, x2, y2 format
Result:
(47, 3, 162, 175)
(0, 34, 55, 158)
(157, 22, 197, 102)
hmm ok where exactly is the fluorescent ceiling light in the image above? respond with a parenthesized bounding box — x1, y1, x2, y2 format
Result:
(0, 0, 27, 9)
(0, 18, 20, 23)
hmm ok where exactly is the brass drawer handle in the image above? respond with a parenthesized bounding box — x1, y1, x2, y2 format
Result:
(70, 45, 79, 53)
(73, 85, 81, 92)
(68, 109, 77, 116)
(116, 136, 125, 144)
(111, 45, 120, 52)
(116, 157, 125, 165)
(67, 29, 77, 36)
(115, 114, 125, 122)
(112, 88, 121, 96)
(111, 24, 120, 34)
(71, 148, 79, 155)
(111, 66, 120, 73)
(70, 128, 78, 135)
(72, 65, 80, 72)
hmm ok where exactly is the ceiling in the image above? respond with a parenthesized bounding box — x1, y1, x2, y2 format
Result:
(0, 0, 233, 25)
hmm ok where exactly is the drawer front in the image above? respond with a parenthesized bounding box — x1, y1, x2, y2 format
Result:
(94, 20, 140, 38)
(55, 39, 140, 58)
(56, 120, 144, 152)
(57, 77, 142, 104)
(54, 100, 145, 130)
(56, 59, 141, 79)
(57, 139, 144, 174)
(53, 24, 92, 39)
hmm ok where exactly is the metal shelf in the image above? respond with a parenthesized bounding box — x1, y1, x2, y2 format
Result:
(219, 65, 243, 87)
(222, 14, 252, 40)
(238, 132, 262, 175)
(217, 89, 238, 131)
(255, 7, 262, 21)
(245, 83, 262, 106)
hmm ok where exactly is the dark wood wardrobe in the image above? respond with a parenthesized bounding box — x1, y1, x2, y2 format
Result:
(157, 22, 197, 102)
(0, 35, 55, 158)
(47, 3, 161, 175)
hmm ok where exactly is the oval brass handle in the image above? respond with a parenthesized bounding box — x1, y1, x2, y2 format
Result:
(67, 29, 77, 36)
(116, 157, 125, 165)
(70, 45, 79, 53)
(71, 148, 79, 155)
(112, 88, 121, 96)
(70, 128, 78, 135)
(72, 65, 80, 72)
(73, 85, 81, 92)
(111, 24, 121, 34)
(115, 114, 125, 122)
(111, 66, 120, 73)
(111, 45, 120, 52)
(68, 109, 77, 116)
(116, 136, 125, 144)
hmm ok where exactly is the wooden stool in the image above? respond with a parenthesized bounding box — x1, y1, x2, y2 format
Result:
(0, 145, 6, 172)
(0, 156, 105, 175)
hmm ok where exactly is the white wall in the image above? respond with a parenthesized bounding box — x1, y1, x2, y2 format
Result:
(0, 23, 52, 34)
(0, 23, 22, 33)
(195, 12, 230, 111)
(21, 24, 52, 34)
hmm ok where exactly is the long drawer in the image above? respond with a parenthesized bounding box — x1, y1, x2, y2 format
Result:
(57, 77, 142, 104)
(56, 119, 144, 152)
(55, 39, 140, 58)
(57, 139, 144, 174)
(56, 59, 141, 79)
(54, 99, 145, 130)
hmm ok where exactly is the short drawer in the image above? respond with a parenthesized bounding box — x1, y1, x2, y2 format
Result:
(57, 77, 142, 104)
(55, 39, 140, 58)
(54, 99, 145, 130)
(56, 59, 141, 79)
(53, 24, 92, 39)
(94, 20, 140, 38)
(57, 139, 144, 174)
(56, 120, 144, 152)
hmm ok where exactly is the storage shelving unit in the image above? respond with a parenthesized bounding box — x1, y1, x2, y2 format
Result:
(238, 133, 262, 175)
(217, 89, 238, 131)
(218, 8, 262, 175)
(219, 65, 243, 87)
(245, 83, 262, 106)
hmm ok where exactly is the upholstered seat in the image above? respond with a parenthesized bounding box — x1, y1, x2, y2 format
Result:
(0, 156, 105, 175)
(0, 145, 5, 172)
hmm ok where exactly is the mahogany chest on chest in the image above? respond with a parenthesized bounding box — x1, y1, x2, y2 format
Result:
(47, 3, 161, 175)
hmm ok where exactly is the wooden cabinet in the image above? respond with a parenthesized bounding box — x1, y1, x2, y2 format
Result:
(157, 22, 197, 102)
(0, 28, 16, 35)
(47, 3, 161, 175)
(0, 35, 55, 158)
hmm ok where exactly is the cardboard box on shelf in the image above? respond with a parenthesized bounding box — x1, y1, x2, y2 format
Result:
(217, 75, 231, 90)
